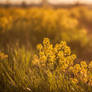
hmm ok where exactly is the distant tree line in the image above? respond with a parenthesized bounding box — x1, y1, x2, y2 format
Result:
(4, 0, 81, 7)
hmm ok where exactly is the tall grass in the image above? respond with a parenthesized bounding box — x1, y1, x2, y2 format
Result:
(0, 38, 92, 92)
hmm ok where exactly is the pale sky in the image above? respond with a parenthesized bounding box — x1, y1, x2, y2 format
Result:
(0, 0, 92, 4)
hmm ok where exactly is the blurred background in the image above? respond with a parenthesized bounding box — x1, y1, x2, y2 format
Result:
(0, 0, 92, 61)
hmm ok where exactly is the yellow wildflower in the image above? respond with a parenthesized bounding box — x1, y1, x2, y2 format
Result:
(70, 78, 78, 84)
(73, 64, 81, 75)
(88, 61, 92, 71)
(37, 44, 43, 51)
(43, 38, 50, 46)
(80, 61, 87, 69)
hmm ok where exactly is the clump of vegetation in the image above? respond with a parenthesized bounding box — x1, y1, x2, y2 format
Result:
(0, 38, 92, 92)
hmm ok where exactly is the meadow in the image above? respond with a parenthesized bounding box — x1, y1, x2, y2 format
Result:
(0, 6, 92, 92)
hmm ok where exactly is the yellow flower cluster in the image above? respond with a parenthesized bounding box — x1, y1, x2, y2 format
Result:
(33, 38, 75, 71)
(32, 38, 92, 86)
(68, 60, 92, 85)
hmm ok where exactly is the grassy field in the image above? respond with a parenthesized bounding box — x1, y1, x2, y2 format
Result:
(0, 6, 92, 92)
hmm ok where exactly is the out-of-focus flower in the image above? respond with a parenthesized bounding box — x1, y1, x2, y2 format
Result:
(43, 38, 50, 46)
(70, 78, 78, 84)
(73, 64, 81, 75)
(37, 44, 43, 51)
(88, 61, 92, 71)
(0, 52, 8, 60)
(80, 61, 87, 69)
